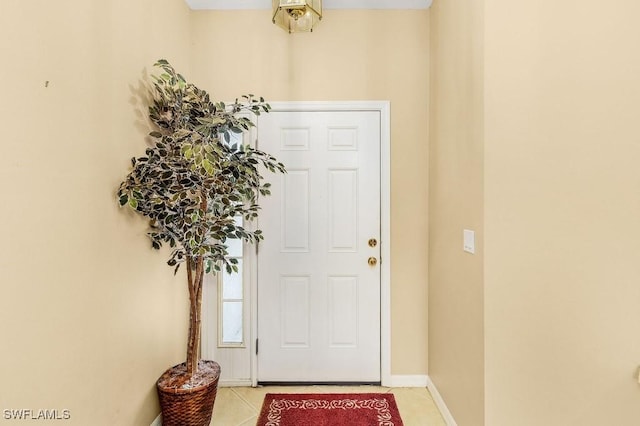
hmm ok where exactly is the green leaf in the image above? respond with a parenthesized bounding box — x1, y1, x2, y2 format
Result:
(202, 159, 214, 175)
(116, 60, 287, 273)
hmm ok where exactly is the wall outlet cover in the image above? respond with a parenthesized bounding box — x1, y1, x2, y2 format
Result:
(463, 229, 475, 254)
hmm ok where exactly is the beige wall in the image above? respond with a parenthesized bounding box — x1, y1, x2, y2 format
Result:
(12, 2, 636, 424)
(0, 1, 192, 424)
(431, 0, 640, 424)
(189, 10, 430, 375)
(0, 5, 430, 423)
(428, 0, 485, 425)
(484, 0, 640, 424)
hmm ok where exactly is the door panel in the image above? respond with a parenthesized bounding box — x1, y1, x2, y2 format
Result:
(256, 110, 381, 382)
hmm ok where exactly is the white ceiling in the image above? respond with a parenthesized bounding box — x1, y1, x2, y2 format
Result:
(185, 0, 432, 10)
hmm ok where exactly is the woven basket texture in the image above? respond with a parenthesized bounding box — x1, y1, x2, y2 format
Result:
(157, 361, 221, 426)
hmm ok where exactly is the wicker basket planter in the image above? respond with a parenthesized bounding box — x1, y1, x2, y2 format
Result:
(156, 360, 221, 426)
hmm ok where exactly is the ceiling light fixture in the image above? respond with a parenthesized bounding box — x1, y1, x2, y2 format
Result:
(272, 0, 322, 33)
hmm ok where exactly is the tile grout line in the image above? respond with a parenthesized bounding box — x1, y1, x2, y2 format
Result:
(229, 387, 261, 414)
(211, 388, 258, 426)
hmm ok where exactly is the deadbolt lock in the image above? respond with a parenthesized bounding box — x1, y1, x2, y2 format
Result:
(368, 238, 378, 248)
(368, 257, 378, 266)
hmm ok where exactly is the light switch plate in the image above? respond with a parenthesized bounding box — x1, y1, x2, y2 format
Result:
(463, 229, 475, 254)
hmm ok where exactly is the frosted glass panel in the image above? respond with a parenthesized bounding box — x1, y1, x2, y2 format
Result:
(226, 131, 243, 150)
(226, 237, 243, 258)
(226, 217, 244, 257)
(219, 214, 244, 347)
(222, 259, 243, 299)
(222, 301, 243, 344)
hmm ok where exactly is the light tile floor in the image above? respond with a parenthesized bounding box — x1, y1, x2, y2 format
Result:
(210, 385, 447, 426)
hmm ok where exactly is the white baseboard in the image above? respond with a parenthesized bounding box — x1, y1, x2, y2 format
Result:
(387, 374, 429, 387)
(150, 413, 162, 426)
(426, 376, 457, 426)
(218, 379, 253, 387)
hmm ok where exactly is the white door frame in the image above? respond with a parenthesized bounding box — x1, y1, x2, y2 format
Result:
(250, 101, 391, 386)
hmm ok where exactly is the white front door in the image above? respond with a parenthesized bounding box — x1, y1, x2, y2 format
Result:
(256, 109, 381, 383)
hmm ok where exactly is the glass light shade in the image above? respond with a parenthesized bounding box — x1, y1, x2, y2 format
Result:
(272, 0, 322, 33)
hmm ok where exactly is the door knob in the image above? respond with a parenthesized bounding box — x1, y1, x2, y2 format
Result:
(368, 257, 378, 266)
(368, 238, 378, 248)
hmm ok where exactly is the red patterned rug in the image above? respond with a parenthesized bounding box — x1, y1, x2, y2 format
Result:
(256, 393, 404, 426)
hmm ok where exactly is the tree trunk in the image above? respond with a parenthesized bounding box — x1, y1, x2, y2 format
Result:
(185, 194, 209, 378)
(185, 255, 204, 378)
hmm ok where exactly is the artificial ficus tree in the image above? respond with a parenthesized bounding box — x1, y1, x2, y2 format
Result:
(118, 59, 285, 378)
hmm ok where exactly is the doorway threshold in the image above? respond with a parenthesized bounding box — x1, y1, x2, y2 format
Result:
(257, 381, 382, 387)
